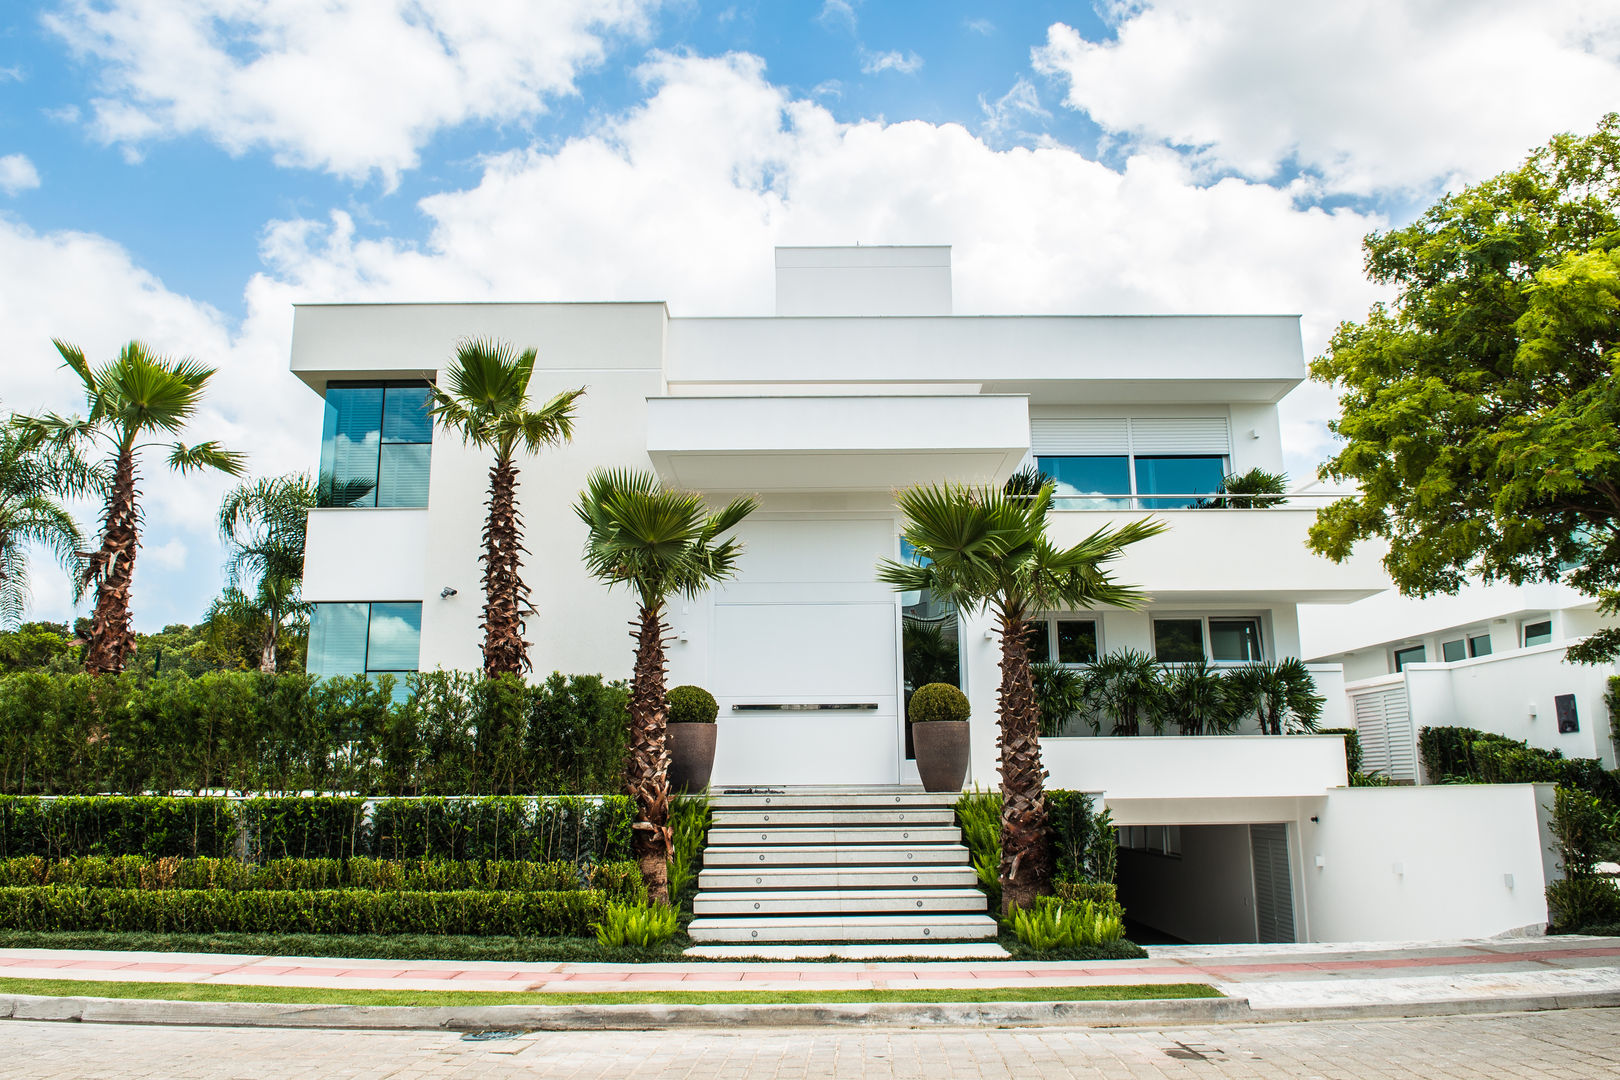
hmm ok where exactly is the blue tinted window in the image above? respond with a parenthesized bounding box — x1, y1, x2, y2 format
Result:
(307, 602, 369, 677)
(382, 385, 433, 443)
(366, 602, 422, 672)
(1038, 457, 1131, 506)
(1134, 457, 1226, 508)
(316, 382, 432, 508)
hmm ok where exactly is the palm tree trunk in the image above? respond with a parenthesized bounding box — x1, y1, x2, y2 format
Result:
(481, 457, 531, 676)
(258, 616, 278, 674)
(627, 602, 672, 904)
(83, 449, 139, 675)
(996, 613, 1051, 915)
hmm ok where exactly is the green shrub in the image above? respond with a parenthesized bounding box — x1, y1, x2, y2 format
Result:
(666, 686, 718, 725)
(368, 796, 633, 863)
(244, 797, 367, 861)
(592, 901, 679, 948)
(0, 886, 607, 936)
(0, 796, 240, 859)
(667, 794, 712, 904)
(1418, 726, 1620, 804)
(1007, 896, 1125, 952)
(1319, 727, 1363, 775)
(954, 789, 1002, 911)
(1047, 790, 1095, 885)
(1351, 771, 1397, 787)
(1548, 876, 1620, 931)
(909, 683, 970, 724)
(1053, 880, 1117, 906)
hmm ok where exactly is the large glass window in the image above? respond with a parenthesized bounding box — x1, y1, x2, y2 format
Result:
(1522, 620, 1553, 647)
(1208, 618, 1263, 662)
(1468, 633, 1492, 658)
(1393, 644, 1425, 672)
(1134, 456, 1227, 509)
(900, 538, 960, 761)
(1026, 617, 1099, 665)
(307, 601, 422, 685)
(319, 382, 433, 508)
(1152, 616, 1264, 663)
(1442, 639, 1467, 663)
(1037, 456, 1131, 508)
(1153, 619, 1206, 663)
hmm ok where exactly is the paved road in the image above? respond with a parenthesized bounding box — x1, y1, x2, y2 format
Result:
(6, 1009, 1620, 1079)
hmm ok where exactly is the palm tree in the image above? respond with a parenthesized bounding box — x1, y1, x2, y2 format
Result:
(1080, 649, 1164, 736)
(575, 468, 757, 902)
(428, 339, 584, 676)
(14, 341, 244, 673)
(219, 473, 316, 673)
(877, 481, 1164, 913)
(0, 411, 99, 629)
(1227, 658, 1324, 735)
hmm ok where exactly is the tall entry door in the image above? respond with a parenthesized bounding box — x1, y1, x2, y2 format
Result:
(703, 517, 902, 787)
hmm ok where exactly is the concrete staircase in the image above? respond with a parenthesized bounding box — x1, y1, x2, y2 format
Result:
(685, 791, 999, 943)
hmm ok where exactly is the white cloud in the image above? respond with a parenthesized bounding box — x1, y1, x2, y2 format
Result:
(0, 66, 23, 83)
(818, 0, 858, 33)
(43, 0, 661, 183)
(965, 18, 995, 36)
(0, 154, 40, 195)
(979, 77, 1049, 143)
(860, 49, 923, 75)
(1034, 0, 1620, 194)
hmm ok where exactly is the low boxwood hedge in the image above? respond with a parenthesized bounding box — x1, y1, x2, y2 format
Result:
(0, 885, 610, 936)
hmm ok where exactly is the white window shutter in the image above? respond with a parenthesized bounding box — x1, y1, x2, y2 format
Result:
(1029, 418, 1129, 455)
(1129, 417, 1231, 455)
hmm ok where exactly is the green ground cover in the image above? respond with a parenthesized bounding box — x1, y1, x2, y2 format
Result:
(0, 977, 1221, 1007)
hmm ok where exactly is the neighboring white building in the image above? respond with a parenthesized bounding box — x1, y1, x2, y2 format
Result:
(1301, 578, 1620, 778)
(290, 245, 1559, 944)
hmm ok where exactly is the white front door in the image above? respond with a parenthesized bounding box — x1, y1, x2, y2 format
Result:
(703, 517, 901, 787)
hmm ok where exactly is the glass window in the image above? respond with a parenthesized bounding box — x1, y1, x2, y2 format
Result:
(1038, 456, 1131, 507)
(366, 603, 423, 673)
(1523, 620, 1553, 647)
(1468, 634, 1492, 658)
(1442, 639, 1467, 663)
(307, 602, 369, 677)
(317, 381, 432, 509)
(1055, 620, 1098, 664)
(1393, 645, 1425, 672)
(1154, 619, 1205, 662)
(1209, 618, 1263, 663)
(1026, 620, 1052, 663)
(1134, 456, 1226, 509)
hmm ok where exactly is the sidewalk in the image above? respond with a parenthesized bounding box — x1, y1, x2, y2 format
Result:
(3, 936, 1620, 1012)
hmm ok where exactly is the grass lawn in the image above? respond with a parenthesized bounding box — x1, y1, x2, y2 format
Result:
(0, 976, 1221, 1007)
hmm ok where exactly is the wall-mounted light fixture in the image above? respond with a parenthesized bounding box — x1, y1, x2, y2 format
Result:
(439, 586, 458, 599)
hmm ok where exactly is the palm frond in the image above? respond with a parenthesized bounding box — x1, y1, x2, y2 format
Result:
(169, 440, 247, 476)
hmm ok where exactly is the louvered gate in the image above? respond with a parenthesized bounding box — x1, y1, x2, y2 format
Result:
(1249, 823, 1296, 943)
(1349, 683, 1417, 782)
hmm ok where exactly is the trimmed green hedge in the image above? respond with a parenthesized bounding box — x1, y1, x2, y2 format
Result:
(0, 886, 608, 936)
(1418, 727, 1620, 803)
(0, 795, 633, 863)
(0, 669, 627, 797)
(0, 856, 646, 903)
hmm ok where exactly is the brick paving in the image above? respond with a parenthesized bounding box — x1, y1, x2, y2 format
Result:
(4, 1009, 1620, 1078)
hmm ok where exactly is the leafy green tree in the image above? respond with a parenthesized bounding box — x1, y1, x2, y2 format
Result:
(0, 411, 99, 628)
(218, 473, 316, 673)
(877, 482, 1163, 913)
(0, 621, 77, 673)
(15, 341, 244, 673)
(428, 339, 584, 676)
(575, 468, 757, 903)
(1309, 116, 1620, 662)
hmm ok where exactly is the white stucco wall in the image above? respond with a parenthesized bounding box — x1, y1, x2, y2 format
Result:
(1303, 784, 1554, 941)
(1042, 736, 1348, 801)
(302, 508, 428, 602)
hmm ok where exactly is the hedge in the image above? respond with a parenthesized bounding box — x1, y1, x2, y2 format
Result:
(0, 795, 634, 864)
(0, 856, 646, 903)
(1417, 727, 1620, 804)
(0, 669, 628, 797)
(0, 886, 609, 936)
(954, 789, 1116, 915)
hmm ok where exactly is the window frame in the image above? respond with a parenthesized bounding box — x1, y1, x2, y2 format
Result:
(1521, 618, 1554, 648)
(318, 380, 435, 510)
(1149, 612, 1267, 665)
(307, 600, 423, 682)
(1392, 644, 1426, 672)
(1035, 450, 1231, 510)
(1026, 614, 1103, 667)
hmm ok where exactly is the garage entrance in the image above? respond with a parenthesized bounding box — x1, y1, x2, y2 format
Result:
(1114, 823, 1298, 944)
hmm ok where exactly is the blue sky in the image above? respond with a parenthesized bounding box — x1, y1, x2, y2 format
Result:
(0, 0, 1615, 630)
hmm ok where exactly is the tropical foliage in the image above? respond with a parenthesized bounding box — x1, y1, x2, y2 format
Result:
(218, 473, 316, 673)
(0, 415, 97, 629)
(14, 341, 243, 673)
(1308, 115, 1620, 664)
(428, 339, 584, 676)
(880, 482, 1162, 912)
(575, 468, 756, 903)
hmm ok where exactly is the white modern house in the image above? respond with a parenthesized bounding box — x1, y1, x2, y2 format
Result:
(1301, 578, 1620, 780)
(291, 245, 1562, 945)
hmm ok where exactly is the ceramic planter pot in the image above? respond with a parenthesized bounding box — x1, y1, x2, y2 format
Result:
(912, 720, 970, 793)
(668, 723, 718, 793)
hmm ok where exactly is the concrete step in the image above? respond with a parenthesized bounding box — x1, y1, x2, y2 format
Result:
(702, 844, 971, 867)
(686, 914, 1000, 943)
(698, 866, 979, 890)
(710, 792, 959, 811)
(706, 826, 960, 847)
(694, 889, 987, 916)
(711, 808, 957, 828)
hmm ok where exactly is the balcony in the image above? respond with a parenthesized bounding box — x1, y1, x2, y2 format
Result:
(645, 394, 1029, 493)
(1046, 505, 1387, 604)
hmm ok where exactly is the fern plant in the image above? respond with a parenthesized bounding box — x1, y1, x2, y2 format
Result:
(592, 901, 680, 948)
(1007, 896, 1126, 952)
(667, 792, 712, 904)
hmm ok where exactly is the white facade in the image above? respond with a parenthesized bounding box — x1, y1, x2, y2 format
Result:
(292, 245, 1560, 943)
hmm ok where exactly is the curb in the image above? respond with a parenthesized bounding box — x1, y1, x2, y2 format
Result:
(3, 990, 1619, 1031)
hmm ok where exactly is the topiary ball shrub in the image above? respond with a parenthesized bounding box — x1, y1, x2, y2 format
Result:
(909, 683, 970, 724)
(667, 685, 719, 724)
